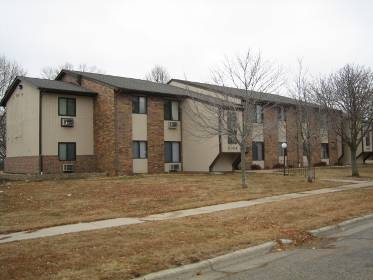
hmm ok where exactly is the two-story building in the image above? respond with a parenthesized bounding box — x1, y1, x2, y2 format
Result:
(1, 70, 371, 174)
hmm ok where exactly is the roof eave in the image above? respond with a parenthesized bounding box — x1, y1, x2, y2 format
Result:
(39, 88, 97, 97)
(0, 77, 21, 107)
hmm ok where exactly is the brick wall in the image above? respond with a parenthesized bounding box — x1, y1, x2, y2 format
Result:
(80, 78, 116, 174)
(263, 106, 278, 169)
(147, 96, 164, 172)
(286, 107, 302, 167)
(116, 93, 133, 175)
(328, 126, 338, 165)
(42, 155, 97, 173)
(245, 141, 252, 169)
(4, 156, 40, 174)
(310, 115, 321, 165)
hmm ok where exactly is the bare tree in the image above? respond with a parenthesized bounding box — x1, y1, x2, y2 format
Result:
(40, 62, 104, 79)
(315, 64, 373, 177)
(184, 49, 282, 188)
(145, 65, 170, 83)
(0, 113, 5, 159)
(0, 55, 27, 161)
(0, 55, 27, 97)
(290, 60, 321, 182)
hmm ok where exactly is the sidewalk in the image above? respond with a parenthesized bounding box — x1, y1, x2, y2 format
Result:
(1, 180, 372, 244)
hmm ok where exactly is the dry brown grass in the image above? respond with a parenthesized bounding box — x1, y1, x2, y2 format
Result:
(1, 188, 373, 280)
(316, 165, 373, 180)
(0, 172, 344, 233)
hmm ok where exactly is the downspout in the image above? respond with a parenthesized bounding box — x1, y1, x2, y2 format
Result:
(39, 91, 43, 175)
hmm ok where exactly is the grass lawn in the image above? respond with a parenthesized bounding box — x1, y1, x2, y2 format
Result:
(0, 172, 347, 233)
(316, 164, 373, 180)
(1, 188, 373, 280)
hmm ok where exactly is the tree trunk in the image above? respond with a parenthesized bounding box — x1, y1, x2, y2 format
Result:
(350, 147, 359, 177)
(307, 151, 313, 183)
(240, 144, 248, 188)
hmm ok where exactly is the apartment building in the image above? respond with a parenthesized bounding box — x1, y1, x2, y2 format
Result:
(1, 70, 370, 174)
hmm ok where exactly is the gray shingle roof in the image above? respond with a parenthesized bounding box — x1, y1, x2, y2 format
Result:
(62, 70, 190, 97)
(21, 77, 96, 94)
(1, 76, 96, 106)
(169, 79, 297, 105)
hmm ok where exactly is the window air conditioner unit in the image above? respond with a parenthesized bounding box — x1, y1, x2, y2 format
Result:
(168, 121, 178, 129)
(169, 163, 180, 172)
(61, 118, 74, 127)
(62, 164, 74, 173)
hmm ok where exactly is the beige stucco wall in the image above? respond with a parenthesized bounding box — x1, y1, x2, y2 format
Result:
(212, 154, 238, 172)
(181, 99, 220, 172)
(132, 114, 147, 140)
(363, 131, 372, 152)
(221, 135, 240, 153)
(164, 120, 181, 141)
(133, 159, 148, 173)
(6, 80, 39, 157)
(252, 123, 264, 142)
(221, 111, 241, 153)
(41, 93, 94, 155)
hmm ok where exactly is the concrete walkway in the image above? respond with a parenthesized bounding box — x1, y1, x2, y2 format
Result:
(1, 180, 372, 244)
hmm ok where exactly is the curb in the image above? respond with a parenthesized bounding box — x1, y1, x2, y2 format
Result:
(135, 213, 373, 280)
(134, 241, 276, 280)
(309, 213, 373, 237)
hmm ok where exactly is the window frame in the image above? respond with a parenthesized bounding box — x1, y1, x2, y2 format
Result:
(321, 143, 329, 159)
(365, 134, 371, 147)
(255, 104, 263, 124)
(252, 141, 265, 161)
(132, 96, 147, 114)
(132, 141, 148, 159)
(58, 97, 76, 117)
(164, 141, 181, 163)
(58, 142, 76, 161)
(164, 100, 179, 121)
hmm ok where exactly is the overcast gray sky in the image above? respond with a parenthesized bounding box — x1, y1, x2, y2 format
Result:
(1, 0, 372, 84)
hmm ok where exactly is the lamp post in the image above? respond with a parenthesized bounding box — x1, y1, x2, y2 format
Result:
(281, 142, 287, 176)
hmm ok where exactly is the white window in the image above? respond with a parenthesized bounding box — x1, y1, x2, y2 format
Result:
(252, 142, 264, 161)
(164, 100, 179, 120)
(165, 142, 180, 163)
(321, 143, 329, 159)
(133, 141, 147, 159)
(132, 96, 147, 114)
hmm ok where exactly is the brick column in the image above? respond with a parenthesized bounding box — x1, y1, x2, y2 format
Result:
(81, 78, 116, 175)
(311, 115, 321, 165)
(263, 106, 278, 169)
(286, 106, 302, 167)
(116, 94, 133, 174)
(328, 126, 338, 165)
(147, 96, 164, 173)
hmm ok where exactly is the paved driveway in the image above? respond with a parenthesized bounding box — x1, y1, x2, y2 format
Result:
(222, 222, 373, 280)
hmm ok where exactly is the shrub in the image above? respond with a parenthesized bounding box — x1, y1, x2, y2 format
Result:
(313, 161, 327, 167)
(272, 163, 284, 169)
(251, 164, 262, 170)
